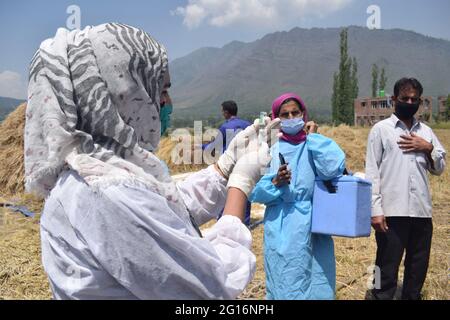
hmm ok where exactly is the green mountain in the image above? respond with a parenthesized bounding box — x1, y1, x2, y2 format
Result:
(170, 26, 450, 125)
(0, 97, 26, 122)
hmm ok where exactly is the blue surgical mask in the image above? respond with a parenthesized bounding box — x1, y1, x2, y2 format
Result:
(281, 118, 305, 135)
(160, 104, 173, 135)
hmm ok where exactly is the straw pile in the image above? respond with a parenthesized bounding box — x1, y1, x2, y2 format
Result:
(0, 103, 27, 196)
(0, 104, 50, 299)
(0, 105, 448, 299)
(156, 136, 208, 174)
(0, 197, 50, 299)
(319, 124, 370, 172)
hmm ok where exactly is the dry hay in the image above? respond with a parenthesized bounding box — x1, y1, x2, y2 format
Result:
(238, 208, 266, 300)
(0, 103, 27, 196)
(319, 124, 370, 172)
(156, 136, 208, 174)
(0, 193, 50, 300)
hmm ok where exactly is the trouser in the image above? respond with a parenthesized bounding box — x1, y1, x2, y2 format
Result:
(372, 217, 433, 300)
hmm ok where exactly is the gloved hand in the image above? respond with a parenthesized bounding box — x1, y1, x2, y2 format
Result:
(227, 140, 272, 197)
(216, 117, 281, 179)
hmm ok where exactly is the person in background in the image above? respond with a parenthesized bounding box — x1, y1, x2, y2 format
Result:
(250, 93, 346, 300)
(365, 78, 446, 300)
(25, 23, 280, 300)
(159, 83, 173, 136)
(203, 101, 252, 226)
(158, 83, 173, 175)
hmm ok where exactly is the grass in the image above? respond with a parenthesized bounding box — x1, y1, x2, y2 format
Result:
(430, 121, 450, 130)
(0, 194, 50, 299)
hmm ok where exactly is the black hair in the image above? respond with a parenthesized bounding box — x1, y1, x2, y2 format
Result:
(276, 98, 302, 117)
(221, 100, 238, 116)
(281, 98, 301, 108)
(393, 78, 423, 97)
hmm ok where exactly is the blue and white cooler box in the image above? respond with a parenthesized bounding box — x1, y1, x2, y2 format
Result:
(312, 175, 372, 238)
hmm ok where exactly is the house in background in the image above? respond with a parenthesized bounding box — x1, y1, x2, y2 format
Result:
(354, 96, 433, 126)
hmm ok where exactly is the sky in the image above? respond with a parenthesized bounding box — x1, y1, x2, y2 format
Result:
(0, 0, 449, 99)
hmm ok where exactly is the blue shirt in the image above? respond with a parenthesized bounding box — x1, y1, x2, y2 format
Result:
(203, 117, 251, 153)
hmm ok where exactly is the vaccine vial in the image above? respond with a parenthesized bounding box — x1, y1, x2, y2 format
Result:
(259, 111, 268, 125)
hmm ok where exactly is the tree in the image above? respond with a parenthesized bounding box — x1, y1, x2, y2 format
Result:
(348, 57, 359, 123)
(332, 72, 339, 123)
(338, 29, 351, 124)
(379, 67, 387, 92)
(331, 28, 358, 125)
(371, 64, 379, 97)
(351, 57, 359, 101)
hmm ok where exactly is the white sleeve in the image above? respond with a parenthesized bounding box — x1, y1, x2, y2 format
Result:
(428, 130, 446, 176)
(203, 215, 256, 296)
(176, 165, 227, 226)
(75, 183, 255, 300)
(365, 126, 385, 217)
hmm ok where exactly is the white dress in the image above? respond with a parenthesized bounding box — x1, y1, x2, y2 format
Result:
(40, 165, 256, 299)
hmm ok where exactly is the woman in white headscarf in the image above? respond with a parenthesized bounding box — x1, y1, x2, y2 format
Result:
(25, 23, 280, 299)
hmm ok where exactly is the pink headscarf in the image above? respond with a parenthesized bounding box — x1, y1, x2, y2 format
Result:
(271, 92, 309, 145)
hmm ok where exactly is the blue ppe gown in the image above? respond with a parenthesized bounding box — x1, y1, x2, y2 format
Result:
(249, 133, 346, 300)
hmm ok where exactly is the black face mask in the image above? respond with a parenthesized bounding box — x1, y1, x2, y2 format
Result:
(394, 101, 420, 120)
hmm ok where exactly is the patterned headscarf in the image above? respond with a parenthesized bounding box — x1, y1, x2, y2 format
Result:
(25, 23, 186, 217)
(271, 93, 309, 145)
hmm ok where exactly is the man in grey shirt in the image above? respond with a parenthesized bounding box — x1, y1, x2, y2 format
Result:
(365, 78, 446, 300)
